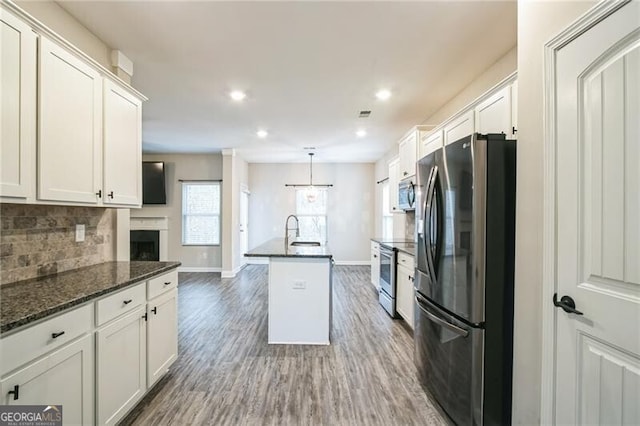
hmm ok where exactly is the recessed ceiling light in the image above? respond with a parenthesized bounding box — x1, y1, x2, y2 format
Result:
(230, 90, 246, 101)
(375, 89, 392, 101)
(256, 129, 268, 138)
(356, 129, 367, 138)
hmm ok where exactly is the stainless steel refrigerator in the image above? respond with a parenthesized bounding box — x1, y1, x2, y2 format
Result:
(414, 133, 516, 425)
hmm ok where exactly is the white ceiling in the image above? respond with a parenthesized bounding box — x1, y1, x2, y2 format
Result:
(58, 1, 516, 163)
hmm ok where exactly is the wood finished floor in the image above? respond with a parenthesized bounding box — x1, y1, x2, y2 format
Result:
(121, 265, 447, 426)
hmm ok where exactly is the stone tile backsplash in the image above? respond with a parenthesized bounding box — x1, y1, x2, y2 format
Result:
(0, 204, 115, 284)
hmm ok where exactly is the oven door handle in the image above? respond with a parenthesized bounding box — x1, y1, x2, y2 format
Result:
(415, 295, 469, 337)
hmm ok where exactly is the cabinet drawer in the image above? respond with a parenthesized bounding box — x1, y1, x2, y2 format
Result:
(1, 303, 93, 376)
(397, 252, 415, 270)
(147, 270, 178, 300)
(95, 282, 146, 326)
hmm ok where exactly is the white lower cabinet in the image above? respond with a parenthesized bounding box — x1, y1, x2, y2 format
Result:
(370, 242, 380, 288)
(396, 253, 415, 329)
(0, 333, 94, 425)
(96, 306, 147, 426)
(147, 289, 178, 388)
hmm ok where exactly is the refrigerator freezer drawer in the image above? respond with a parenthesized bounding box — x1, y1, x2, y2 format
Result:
(414, 294, 484, 426)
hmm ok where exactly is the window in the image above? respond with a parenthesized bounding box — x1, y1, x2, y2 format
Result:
(296, 188, 327, 243)
(182, 182, 220, 245)
(382, 182, 393, 240)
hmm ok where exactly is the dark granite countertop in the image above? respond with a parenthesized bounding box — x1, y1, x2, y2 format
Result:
(1, 261, 181, 335)
(371, 238, 416, 257)
(245, 238, 332, 259)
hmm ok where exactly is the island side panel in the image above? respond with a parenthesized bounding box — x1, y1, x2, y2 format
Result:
(268, 257, 331, 345)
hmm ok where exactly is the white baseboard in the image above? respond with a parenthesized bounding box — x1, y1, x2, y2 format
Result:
(178, 266, 222, 273)
(245, 257, 269, 265)
(221, 263, 247, 279)
(333, 260, 371, 266)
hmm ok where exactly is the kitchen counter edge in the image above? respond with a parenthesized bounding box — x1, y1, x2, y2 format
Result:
(1, 261, 181, 336)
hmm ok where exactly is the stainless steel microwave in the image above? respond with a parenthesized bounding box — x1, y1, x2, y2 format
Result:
(398, 179, 416, 211)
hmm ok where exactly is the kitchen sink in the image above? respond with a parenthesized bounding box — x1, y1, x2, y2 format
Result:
(290, 241, 321, 247)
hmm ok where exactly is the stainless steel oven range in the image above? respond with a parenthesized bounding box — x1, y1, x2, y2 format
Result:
(378, 244, 397, 317)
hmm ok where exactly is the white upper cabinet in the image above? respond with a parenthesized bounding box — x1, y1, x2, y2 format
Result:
(444, 110, 474, 146)
(103, 80, 142, 206)
(388, 158, 401, 214)
(474, 85, 512, 136)
(511, 80, 518, 138)
(420, 129, 443, 159)
(38, 36, 102, 204)
(398, 132, 417, 179)
(0, 9, 36, 199)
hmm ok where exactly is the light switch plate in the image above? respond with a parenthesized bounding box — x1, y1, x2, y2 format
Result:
(75, 224, 85, 242)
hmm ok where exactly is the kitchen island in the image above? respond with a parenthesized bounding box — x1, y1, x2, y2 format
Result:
(245, 238, 333, 345)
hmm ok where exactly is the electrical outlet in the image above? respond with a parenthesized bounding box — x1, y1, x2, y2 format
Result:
(292, 280, 306, 290)
(75, 224, 85, 242)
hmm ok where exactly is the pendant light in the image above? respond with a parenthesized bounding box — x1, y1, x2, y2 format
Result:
(305, 153, 318, 203)
(284, 152, 333, 196)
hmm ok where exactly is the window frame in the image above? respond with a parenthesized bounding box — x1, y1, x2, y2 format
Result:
(295, 188, 328, 244)
(381, 181, 393, 240)
(181, 181, 221, 246)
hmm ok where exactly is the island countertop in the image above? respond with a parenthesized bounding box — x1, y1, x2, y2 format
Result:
(1, 261, 181, 335)
(245, 238, 332, 259)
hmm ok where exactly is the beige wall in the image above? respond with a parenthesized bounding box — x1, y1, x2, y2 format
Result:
(248, 163, 374, 263)
(15, 0, 112, 69)
(132, 154, 223, 269)
(512, 1, 595, 424)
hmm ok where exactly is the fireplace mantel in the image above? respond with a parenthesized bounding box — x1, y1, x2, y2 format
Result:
(130, 217, 169, 261)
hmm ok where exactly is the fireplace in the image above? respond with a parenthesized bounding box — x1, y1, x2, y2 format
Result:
(129, 217, 169, 261)
(130, 230, 160, 261)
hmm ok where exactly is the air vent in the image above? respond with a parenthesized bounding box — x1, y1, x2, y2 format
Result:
(359, 110, 371, 118)
(303, 146, 316, 150)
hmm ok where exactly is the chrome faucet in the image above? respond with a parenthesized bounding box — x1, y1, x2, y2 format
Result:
(284, 215, 300, 246)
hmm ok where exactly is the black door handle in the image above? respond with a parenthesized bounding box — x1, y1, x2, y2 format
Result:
(123, 299, 132, 305)
(164, 282, 171, 286)
(151, 307, 157, 315)
(8, 385, 19, 400)
(108, 191, 114, 199)
(553, 293, 583, 315)
(51, 331, 65, 339)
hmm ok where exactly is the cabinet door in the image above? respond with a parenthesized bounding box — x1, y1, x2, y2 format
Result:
(396, 264, 414, 328)
(38, 36, 102, 204)
(0, 334, 94, 425)
(420, 129, 443, 159)
(96, 307, 146, 426)
(0, 9, 36, 199)
(371, 249, 380, 288)
(398, 133, 417, 179)
(388, 158, 401, 213)
(511, 80, 518, 138)
(147, 289, 178, 388)
(444, 110, 474, 146)
(474, 86, 511, 136)
(103, 80, 142, 206)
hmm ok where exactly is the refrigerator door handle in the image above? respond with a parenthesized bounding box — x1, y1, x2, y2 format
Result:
(425, 166, 438, 279)
(419, 167, 435, 237)
(415, 295, 469, 337)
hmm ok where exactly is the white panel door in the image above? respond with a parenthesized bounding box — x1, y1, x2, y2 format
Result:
(38, 36, 102, 204)
(103, 79, 142, 206)
(96, 307, 146, 426)
(0, 9, 36, 198)
(554, 2, 640, 424)
(420, 129, 443, 159)
(0, 334, 94, 425)
(147, 289, 178, 388)
(474, 86, 511, 136)
(399, 132, 417, 179)
(396, 264, 414, 328)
